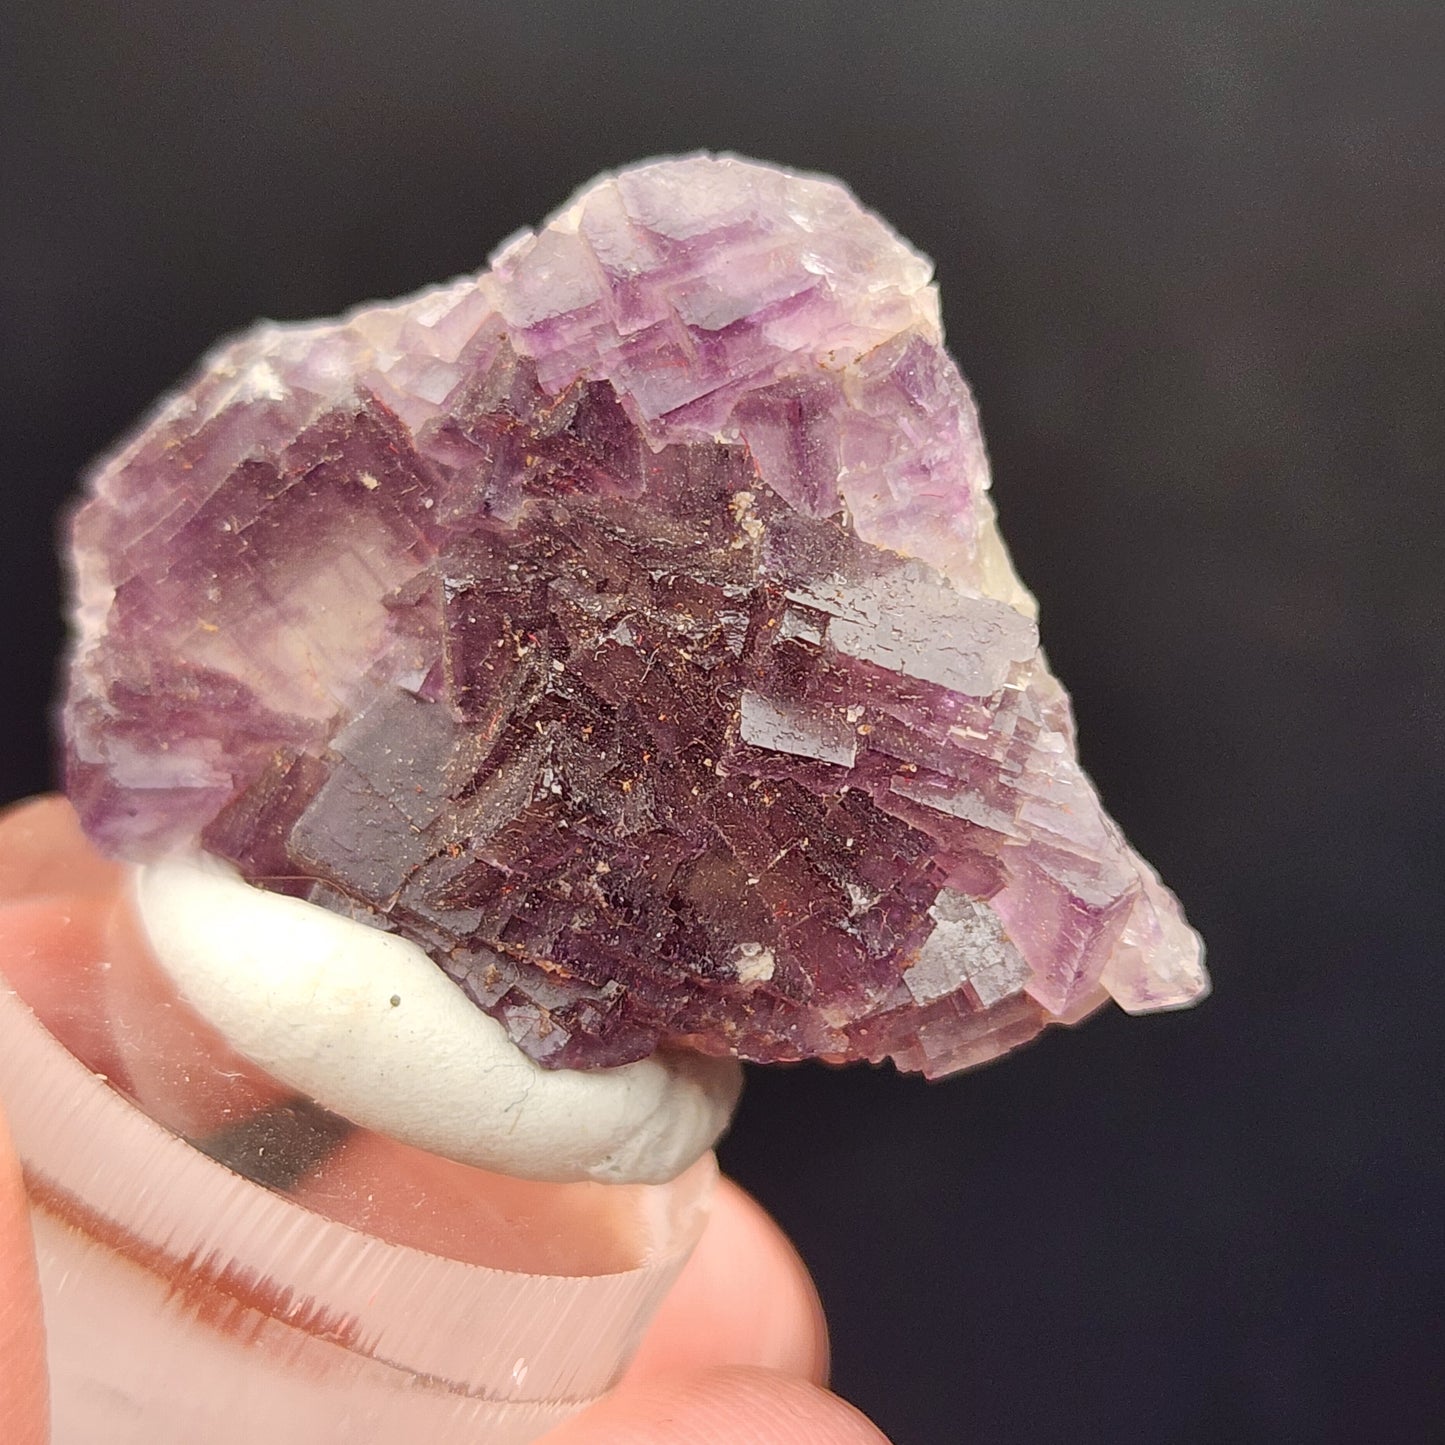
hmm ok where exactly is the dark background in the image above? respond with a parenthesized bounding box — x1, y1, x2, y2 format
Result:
(3, 4, 1441, 1442)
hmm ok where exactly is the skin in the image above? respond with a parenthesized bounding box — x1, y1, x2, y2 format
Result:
(0, 1115, 887, 1443)
(0, 797, 890, 1441)
(0, 1103, 48, 1445)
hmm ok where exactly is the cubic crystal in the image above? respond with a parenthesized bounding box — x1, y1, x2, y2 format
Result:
(61, 155, 1207, 1076)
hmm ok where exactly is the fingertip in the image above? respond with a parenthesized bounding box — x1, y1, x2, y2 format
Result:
(0, 795, 120, 904)
(627, 1178, 829, 1386)
(547, 1366, 892, 1445)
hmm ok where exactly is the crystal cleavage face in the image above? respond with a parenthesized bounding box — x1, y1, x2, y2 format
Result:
(61, 155, 1207, 1076)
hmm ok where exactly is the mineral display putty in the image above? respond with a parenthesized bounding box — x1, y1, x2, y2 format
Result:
(134, 853, 741, 1184)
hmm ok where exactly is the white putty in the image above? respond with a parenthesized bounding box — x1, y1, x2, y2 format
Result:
(133, 855, 742, 1185)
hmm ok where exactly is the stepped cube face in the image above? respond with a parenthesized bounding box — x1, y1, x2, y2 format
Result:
(62, 155, 1206, 1078)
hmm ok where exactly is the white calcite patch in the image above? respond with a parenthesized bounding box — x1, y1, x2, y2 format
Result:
(134, 855, 742, 1185)
(732, 942, 777, 986)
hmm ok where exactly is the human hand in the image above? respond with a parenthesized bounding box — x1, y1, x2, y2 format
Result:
(0, 1098, 887, 1444)
(0, 796, 888, 1443)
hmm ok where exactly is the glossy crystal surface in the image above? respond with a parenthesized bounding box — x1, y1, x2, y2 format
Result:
(62, 155, 1206, 1075)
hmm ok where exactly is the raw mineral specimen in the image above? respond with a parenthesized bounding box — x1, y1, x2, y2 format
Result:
(61, 155, 1207, 1076)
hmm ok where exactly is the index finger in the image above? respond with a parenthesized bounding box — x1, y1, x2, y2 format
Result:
(625, 1177, 829, 1386)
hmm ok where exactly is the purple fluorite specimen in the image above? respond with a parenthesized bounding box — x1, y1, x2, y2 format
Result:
(61, 156, 1206, 1076)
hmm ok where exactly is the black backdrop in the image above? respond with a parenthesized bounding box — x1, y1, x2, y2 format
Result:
(3, 5, 1442, 1443)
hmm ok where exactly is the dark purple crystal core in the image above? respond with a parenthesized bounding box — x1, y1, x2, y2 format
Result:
(61, 156, 1205, 1075)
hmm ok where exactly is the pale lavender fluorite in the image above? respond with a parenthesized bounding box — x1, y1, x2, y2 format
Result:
(61, 155, 1206, 1076)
